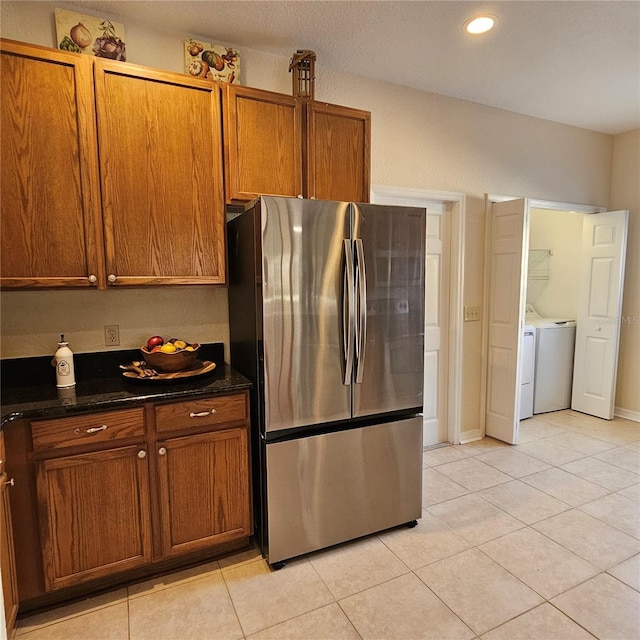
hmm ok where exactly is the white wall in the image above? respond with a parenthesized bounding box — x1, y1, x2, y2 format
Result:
(1, 1, 627, 436)
(527, 209, 583, 319)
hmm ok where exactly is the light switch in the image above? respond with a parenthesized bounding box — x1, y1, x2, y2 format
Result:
(464, 306, 481, 322)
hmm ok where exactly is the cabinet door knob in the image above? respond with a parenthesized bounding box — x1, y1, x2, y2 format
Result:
(137, 450, 147, 459)
(158, 447, 167, 456)
(108, 274, 117, 283)
(4, 478, 15, 487)
(189, 409, 217, 418)
(88, 274, 97, 283)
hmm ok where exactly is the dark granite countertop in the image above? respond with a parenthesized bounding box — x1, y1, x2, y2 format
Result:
(0, 343, 252, 427)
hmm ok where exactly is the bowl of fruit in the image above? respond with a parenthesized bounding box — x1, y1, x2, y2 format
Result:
(141, 336, 200, 373)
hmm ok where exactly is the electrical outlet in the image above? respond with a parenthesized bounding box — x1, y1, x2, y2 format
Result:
(464, 306, 481, 322)
(104, 325, 120, 346)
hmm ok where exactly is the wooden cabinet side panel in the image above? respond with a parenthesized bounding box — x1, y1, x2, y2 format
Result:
(36, 446, 153, 590)
(3, 420, 44, 603)
(306, 103, 371, 203)
(94, 61, 226, 285)
(158, 428, 250, 556)
(1, 473, 19, 635)
(0, 42, 104, 288)
(224, 85, 303, 201)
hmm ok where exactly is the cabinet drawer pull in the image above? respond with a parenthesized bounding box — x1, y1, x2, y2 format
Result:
(4, 478, 15, 487)
(158, 447, 167, 456)
(189, 409, 217, 418)
(74, 424, 108, 435)
(137, 450, 147, 459)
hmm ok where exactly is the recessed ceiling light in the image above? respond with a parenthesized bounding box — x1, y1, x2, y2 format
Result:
(464, 15, 497, 35)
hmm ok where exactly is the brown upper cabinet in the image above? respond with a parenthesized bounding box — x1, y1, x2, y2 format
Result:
(0, 40, 104, 289)
(305, 101, 371, 203)
(94, 60, 226, 286)
(224, 84, 371, 203)
(1, 38, 370, 290)
(223, 85, 304, 201)
(0, 40, 226, 289)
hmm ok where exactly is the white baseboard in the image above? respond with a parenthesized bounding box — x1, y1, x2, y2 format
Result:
(458, 428, 482, 444)
(614, 406, 640, 423)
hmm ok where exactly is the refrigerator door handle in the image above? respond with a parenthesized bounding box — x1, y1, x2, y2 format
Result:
(343, 239, 355, 385)
(355, 238, 367, 383)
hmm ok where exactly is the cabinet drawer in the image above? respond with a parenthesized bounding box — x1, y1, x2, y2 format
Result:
(31, 408, 145, 452)
(155, 393, 247, 433)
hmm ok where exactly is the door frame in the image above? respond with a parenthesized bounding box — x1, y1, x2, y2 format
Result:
(481, 194, 605, 434)
(371, 185, 465, 444)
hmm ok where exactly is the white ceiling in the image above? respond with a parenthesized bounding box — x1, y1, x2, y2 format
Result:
(70, 1, 639, 135)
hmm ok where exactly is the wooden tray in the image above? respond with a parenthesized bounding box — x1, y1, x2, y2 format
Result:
(121, 360, 216, 382)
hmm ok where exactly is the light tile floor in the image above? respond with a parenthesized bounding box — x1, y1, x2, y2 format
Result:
(13, 410, 640, 639)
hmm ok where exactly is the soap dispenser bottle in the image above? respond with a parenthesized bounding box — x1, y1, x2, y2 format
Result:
(53, 334, 76, 388)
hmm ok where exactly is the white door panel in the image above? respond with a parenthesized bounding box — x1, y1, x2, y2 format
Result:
(371, 190, 453, 446)
(423, 351, 439, 431)
(572, 210, 628, 419)
(423, 209, 449, 445)
(485, 199, 528, 444)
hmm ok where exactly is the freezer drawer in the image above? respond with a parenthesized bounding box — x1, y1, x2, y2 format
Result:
(265, 416, 423, 564)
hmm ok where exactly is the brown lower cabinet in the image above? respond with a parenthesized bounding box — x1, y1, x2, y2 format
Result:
(4, 391, 251, 612)
(157, 428, 250, 557)
(1, 432, 19, 636)
(36, 445, 153, 591)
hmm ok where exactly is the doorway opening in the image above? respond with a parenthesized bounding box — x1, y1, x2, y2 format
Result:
(371, 185, 465, 445)
(483, 195, 628, 444)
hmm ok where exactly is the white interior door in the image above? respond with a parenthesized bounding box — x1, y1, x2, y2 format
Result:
(485, 198, 528, 444)
(371, 187, 457, 446)
(572, 210, 628, 419)
(423, 206, 450, 445)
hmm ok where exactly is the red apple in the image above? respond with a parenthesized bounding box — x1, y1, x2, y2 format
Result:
(146, 335, 164, 350)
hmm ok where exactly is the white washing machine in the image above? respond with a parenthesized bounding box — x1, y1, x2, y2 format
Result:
(519, 325, 536, 420)
(526, 305, 576, 414)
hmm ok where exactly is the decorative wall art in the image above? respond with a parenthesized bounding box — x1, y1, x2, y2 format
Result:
(184, 39, 240, 84)
(55, 8, 126, 60)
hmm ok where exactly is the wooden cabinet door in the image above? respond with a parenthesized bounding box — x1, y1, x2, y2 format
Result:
(157, 428, 250, 557)
(224, 85, 303, 201)
(1, 473, 19, 635)
(94, 60, 226, 286)
(0, 39, 104, 289)
(36, 445, 152, 591)
(305, 102, 371, 203)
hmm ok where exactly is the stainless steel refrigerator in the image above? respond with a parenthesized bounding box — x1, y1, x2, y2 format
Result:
(228, 196, 425, 567)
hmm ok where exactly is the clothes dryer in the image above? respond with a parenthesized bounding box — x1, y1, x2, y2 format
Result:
(526, 306, 576, 414)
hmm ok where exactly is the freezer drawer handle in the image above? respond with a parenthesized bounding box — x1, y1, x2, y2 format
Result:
(343, 239, 355, 385)
(354, 238, 367, 384)
(189, 409, 217, 418)
(74, 424, 108, 435)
